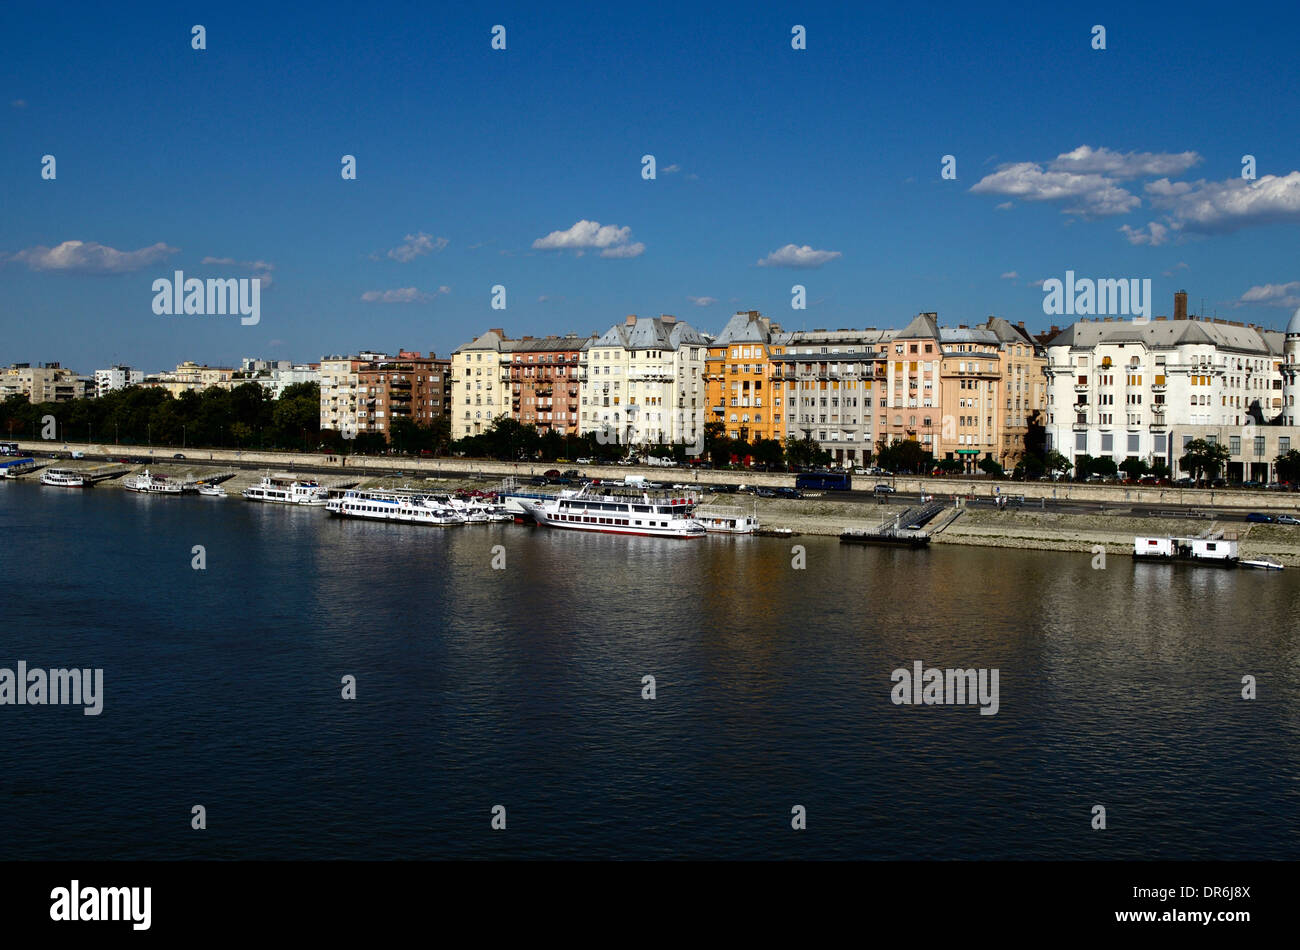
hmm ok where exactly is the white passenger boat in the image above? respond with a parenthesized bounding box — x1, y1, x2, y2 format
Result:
(517, 483, 705, 538)
(326, 489, 466, 525)
(242, 474, 328, 506)
(40, 468, 91, 488)
(443, 494, 513, 523)
(694, 504, 759, 535)
(123, 469, 187, 493)
(0, 457, 37, 478)
(197, 483, 228, 497)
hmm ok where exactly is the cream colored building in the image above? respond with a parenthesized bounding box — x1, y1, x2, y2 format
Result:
(579, 314, 709, 447)
(450, 329, 518, 439)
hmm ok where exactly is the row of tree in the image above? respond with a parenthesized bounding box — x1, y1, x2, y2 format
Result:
(2, 383, 322, 451)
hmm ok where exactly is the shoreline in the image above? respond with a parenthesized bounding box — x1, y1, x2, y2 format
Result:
(13, 454, 1300, 565)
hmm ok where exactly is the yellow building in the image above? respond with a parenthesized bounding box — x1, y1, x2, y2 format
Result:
(704, 311, 790, 443)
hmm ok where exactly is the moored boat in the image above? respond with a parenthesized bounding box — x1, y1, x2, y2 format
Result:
(1240, 556, 1284, 571)
(242, 474, 328, 506)
(1134, 533, 1238, 566)
(40, 468, 91, 488)
(123, 469, 188, 493)
(517, 483, 705, 538)
(326, 489, 465, 525)
(197, 483, 228, 497)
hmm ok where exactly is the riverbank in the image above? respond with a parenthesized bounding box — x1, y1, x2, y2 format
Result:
(14, 456, 1300, 565)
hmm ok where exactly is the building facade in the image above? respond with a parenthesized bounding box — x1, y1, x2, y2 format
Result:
(507, 335, 584, 434)
(2, 363, 82, 403)
(705, 311, 791, 444)
(579, 315, 709, 447)
(94, 365, 145, 397)
(1045, 301, 1285, 473)
(451, 330, 518, 439)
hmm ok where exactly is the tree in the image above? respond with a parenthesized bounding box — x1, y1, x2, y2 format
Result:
(1119, 457, 1148, 479)
(875, 438, 932, 474)
(751, 438, 784, 468)
(978, 457, 1004, 477)
(784, 435, 822, 470)
(1044, 450, 1072, 477)
(1072, 453, 1095, 480)
(1091, 456, 1118, 478)
(1274, 450, 1300, 484)
(1180, 438, 1230, 482)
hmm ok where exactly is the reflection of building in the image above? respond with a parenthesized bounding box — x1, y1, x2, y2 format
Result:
(1045, 292, 1287, 473)
(451, 329, 518, 439)
(705, 311, 791, 444)
(579, 315, 708, 446)
(508, 335, 584, 434)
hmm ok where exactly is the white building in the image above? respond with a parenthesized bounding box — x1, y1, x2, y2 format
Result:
(450, 330, 517, 440)
(319, 356, 364, 435)
(94, 365, 144, 397)
(579, 315, 709, 447)
(238, 358, 319, 399)
(1045, 305, 1286, 473)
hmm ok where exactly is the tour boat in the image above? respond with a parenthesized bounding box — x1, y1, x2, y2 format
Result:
(40, 468, 91, 488)
(326, 489, 466, 525)
(517, 483, 705, 538)
(444, 494, 514, 523)
(242, 474, 328, 506)
(0, 457, 37, 478)
(123, 469, 187, 493)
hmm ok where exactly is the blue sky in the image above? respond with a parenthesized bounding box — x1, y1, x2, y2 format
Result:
(3, 0, 1300, 372)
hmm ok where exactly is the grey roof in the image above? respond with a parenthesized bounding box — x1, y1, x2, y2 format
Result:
(508, 334, 585, 353)
(714, 311, 776, 345)
(453, 329, 519, 354)
(589, 315, 708, 351)
(897, 312, 941, 340)
(1289, 307, 1300, 336)
(939, 327, 1001, 345)
(1047, 318, 1280, 355)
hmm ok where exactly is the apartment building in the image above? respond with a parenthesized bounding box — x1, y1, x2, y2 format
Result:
(94, 365, 145, 397)
(236, 359, 320, 399)
(1045, 293, 1286, 472)
(704, 311, 792, 443)
(319, 356, 365, 435)
(507, 335, 584, 434)
(579, 315, 709, 447)
(451, 329, 518, 439)
(771, 328, 893, 466)
(355, 351, 450, 435)
(2, 363, 84, 403)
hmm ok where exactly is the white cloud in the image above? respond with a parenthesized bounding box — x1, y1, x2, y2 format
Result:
(7, 239, 178, 273)
(1119, 222, 1169, 246)
(1000, 271, 1018, 280)
(970, 162, 1139, 216)
(995, 201, 1013, 210)
(757, 244, 842, 268)
(437, 285, 450, 295)
(599, 242, 645, 259)
(532, 219, 640, 256)
(361, 287, 429, 303)
(1239, 281, 1300, 309)
(662, 164, 681, 174)
(1049, 145, 1201, 179)
(387, 231, 448, 262)
(11, 99, 27, 109)
(202, 255, 275, 288)
(1145, 172, 1300, 235)
(1028, 278, 1047, 289)
(687, 295, 718, 306)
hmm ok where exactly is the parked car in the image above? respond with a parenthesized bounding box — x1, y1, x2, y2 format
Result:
(543, 469, 561, 478)
(576, 457, 593, 465)
(561, 469, 580, 479)
(775, 487, 803, 499)
(71, 450, 85, 459)
(1275, 515, 1300, 525)
(1246, 512, 1275, 523)
(529, 476, 549, 485)
(754, 488, 776, 498)
(873, 483, 896, 494)
(1241, 480, 1263, 489)
(173, 453, 186, 459)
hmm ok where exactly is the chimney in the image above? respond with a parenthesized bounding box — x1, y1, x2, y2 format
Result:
(626, 315, 637, 326)
(661, 314, 677, 324)
(1174, 290, 1188, 321)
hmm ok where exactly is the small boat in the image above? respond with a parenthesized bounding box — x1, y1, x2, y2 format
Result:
(695, 504, 760, 535)
(123, 469, 187, 493)
(242, 474, 328, 506)
(1240, 557, 1284, 571)
(840, 530, 930, 548)
(40, 468, 91, 488)
(197, 483, 227, 497)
